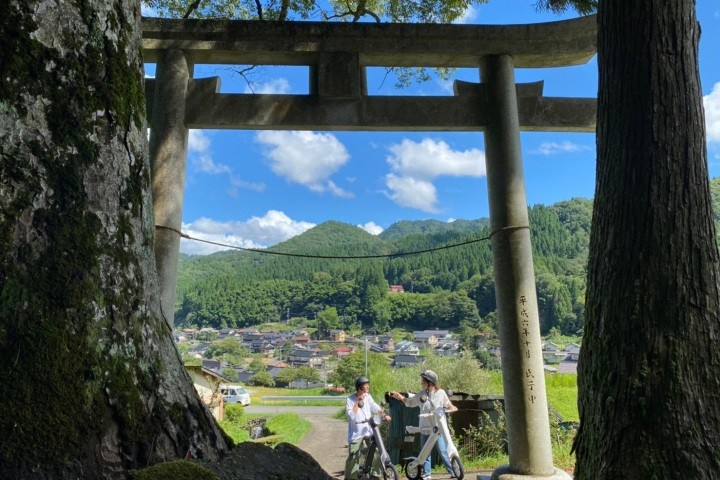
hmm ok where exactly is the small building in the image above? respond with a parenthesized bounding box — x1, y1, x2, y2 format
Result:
(288, 348, 323, 367)
(565, 346, 581, 361)
(202, 359, 222, 372)
(541, 342, 566, 364)
(329, 329, 346, 342)
(435, 338, 460, 357)
(412, 331, 439, 346)
(333, 346, 354, 358)
(185, 365, 230, 421)
(293, 334, 311, 346)
(393, 354, 426, 367)
(378, 335, 395, 352)
(389, 284, 405, 293)
(395, 340, 420, 356)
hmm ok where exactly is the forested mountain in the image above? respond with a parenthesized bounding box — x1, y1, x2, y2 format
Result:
(188, 175, 720, 335)
(379, 218, 490, 241)
(176, 197, 597, 336)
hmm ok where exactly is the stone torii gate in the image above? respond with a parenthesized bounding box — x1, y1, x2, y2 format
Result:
(143, 15, 596, 480)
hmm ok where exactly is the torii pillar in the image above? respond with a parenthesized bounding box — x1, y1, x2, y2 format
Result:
(481, 55, 571, 480)
(148, 49, 193, 327)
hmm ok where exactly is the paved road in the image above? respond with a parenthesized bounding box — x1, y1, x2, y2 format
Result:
(245, 405, 341, 416)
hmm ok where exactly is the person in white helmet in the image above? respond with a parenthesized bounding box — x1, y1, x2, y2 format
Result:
(344, 375, 391, 480)
(389, 370, 457, 480)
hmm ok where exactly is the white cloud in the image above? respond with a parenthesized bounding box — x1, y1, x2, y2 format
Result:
(387, 138, 485, 180)
(533, 141, 591, 155)
(453, 5, 479, 24)
(327, 180, 355, 199)
(229, 176, 266, 193)
(384, 138, 485, 212)
(385, 174, 439, 213)
(187, 130, 263, 193)
(180, 210, 315, 255)
(193, 154, 231, 174)
(358, 222, 384, 235)
(188, 130, 211, 153)
(705, 82, 720, 144)
(141, 5, 158, 17)
(255, 130, 352, 197)
(244, 78, 291, 94)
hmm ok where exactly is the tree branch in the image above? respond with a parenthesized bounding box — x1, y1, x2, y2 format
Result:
(183, 0, 202, 19)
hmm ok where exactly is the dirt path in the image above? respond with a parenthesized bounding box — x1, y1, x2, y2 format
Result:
(244, 405, 492, 480)
(296, 411, 348, 479)
(245, 405, 347, 478)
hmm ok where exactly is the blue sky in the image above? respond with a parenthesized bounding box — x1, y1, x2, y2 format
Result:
(143, 1, 720, 255)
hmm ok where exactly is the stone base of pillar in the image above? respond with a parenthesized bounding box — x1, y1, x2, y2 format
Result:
(489, 465, 573, 480)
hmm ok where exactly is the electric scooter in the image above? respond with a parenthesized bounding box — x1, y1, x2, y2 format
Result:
(354, 414, 400, 480)
(403, 406, 464, 480)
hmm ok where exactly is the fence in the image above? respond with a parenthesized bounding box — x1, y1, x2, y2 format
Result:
(385, 392, 505, 466)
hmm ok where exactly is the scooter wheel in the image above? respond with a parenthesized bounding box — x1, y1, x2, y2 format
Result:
(450, 455, 464, 480)
(382, 462, 399, 480)
(403, 460, 423, 480)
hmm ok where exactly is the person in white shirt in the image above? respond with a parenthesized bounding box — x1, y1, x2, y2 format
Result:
(389, 370, 458, 480)
(344, 375, 391, 480)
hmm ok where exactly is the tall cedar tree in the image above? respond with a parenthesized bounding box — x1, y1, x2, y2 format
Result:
(573, 1, 720, 478)
(0, 1, 228, 478)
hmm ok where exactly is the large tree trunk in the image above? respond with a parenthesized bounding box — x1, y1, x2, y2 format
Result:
(0, 1, 228, 478)
(574, 1, 720, 478)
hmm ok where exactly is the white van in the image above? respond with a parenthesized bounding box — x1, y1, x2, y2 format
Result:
(220, 385, 251, 406)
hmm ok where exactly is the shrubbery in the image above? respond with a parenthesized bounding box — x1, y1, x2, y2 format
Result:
(224, 403, 244, 423)
(459, 402, 577, 466)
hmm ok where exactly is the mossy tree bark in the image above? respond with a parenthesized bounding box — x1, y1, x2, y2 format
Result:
(574, 1, 720, 478)
(0, 1, 228, 478)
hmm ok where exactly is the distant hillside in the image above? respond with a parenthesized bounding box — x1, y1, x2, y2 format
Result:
(174, 181, 720, 333)
(273, 220, 390, 256)
(175, 197, 595, 335)
(380, 218, 490, 242)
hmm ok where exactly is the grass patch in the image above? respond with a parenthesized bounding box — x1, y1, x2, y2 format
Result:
(248, 386, 326, 401)
(265, 412, 312, 445)
(247, 385, 345, 406)
(545, 374, 579, 422)
(219, 412, 267, 444)
(219, 411, 311, 446)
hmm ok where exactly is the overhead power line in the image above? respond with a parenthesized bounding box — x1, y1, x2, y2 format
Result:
(155, 224, 529, 260)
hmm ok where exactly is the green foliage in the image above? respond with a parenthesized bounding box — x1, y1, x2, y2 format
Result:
(296, 366, 322, 384)
(250, 370, 275, 387)
(545, 374, 579, 422)
(459, 401, 507, 458)
(459, 402, 576, 468)
(316, 307, 340, 338)
(224, 403, 245, 423)
(330, 350, 390, 394)
(222, 367, 239, 381)
(264, 412, 312, 445)
(176, 201, 593, 336)
(205, 338, 249, 365)
(129, 460, 219, 480)
(248, 357, 267, 373)
(386, 351, 491, 395)
(534, 0, 597, 15)
(142, 0, 489, 23)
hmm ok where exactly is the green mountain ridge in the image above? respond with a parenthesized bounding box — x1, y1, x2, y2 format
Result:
(174, 179, 720, 334)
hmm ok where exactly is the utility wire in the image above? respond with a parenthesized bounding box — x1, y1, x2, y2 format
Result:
(155, 224, 529, 260)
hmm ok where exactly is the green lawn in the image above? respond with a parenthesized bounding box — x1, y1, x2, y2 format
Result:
(486, 371, 578, 422)
(220, 411, 311, 446)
